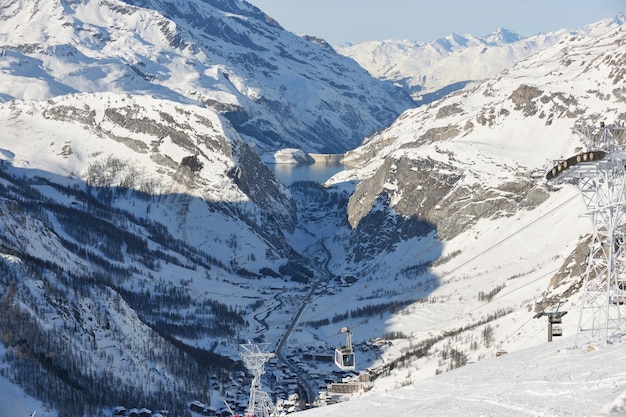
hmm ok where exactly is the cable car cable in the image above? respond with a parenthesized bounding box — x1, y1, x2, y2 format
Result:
(321, 193, 579, 339)
(314, 192, 582, 373)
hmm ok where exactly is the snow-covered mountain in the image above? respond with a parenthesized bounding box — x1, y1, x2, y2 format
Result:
(299, 15, 626, 414)
(0, 93, 302, 416)
(1, 1, 626, 416)
(336, 14, 626, 103)
(0, 0, 413, 154)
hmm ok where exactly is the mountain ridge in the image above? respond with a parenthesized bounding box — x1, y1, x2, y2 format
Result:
(336, 13, 626, 103)
(0, 0, 414, 154)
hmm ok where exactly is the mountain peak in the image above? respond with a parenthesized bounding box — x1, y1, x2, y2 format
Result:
(487, 27, 522, 44)
(605, 11, 626, 28)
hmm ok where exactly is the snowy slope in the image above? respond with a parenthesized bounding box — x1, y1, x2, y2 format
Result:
(0, 92, 314, 416)
(0, 372, 53, 417)
(0, 0, 413, 153)
(300, 336, 626, 417)
(336, 14, 625, 103)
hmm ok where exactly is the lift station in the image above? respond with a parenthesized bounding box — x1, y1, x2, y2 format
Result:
(546, 122, 626, 347)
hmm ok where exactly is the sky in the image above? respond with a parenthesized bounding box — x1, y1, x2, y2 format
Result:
(246, 0, 625, 44)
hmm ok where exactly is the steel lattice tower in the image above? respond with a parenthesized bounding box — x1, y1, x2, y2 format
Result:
(546, 123, 626, 347)
(240, 343, 277, 417)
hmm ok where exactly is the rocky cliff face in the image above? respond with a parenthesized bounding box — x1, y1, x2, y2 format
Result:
(347, 154, 550, 241)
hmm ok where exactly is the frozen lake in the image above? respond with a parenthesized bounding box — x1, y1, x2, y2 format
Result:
(269, 160, 347, 186)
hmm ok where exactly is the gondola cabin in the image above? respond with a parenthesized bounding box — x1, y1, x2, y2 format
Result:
(334, 327, 356, 371)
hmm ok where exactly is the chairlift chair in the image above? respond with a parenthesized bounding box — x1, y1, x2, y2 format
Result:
(549, 314, 563, 337)
(334, 326, 356, 371)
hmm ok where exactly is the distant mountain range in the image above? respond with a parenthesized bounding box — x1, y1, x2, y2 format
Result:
(336, 14, 626, 103)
